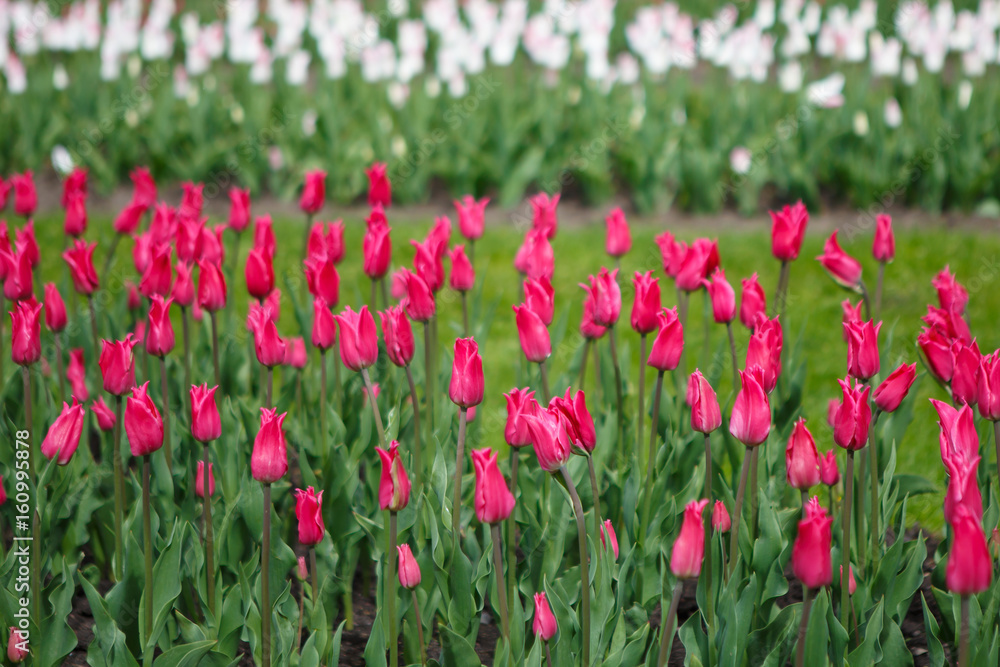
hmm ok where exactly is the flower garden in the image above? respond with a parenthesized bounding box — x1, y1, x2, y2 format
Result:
(4, 1, 1000, 667)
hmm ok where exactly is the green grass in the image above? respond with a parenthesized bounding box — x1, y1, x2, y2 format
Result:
(31, 212, 1000, 532)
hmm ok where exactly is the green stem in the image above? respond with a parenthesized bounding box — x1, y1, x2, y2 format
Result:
(726, 322, 740, 393)
(539, 360, 550, 404)
(88, 295, 100, 365)
(209, 311, 220, 387)
(423, 322, 435, 439)
(320, 350, 328, 457)
(143, 456, 153, 654)
(266, 367, 273, 409)
(840, 451, 855, 633)
(23, 368, 40, 626)
(461, 291, 469, 337)
(262, 483, 272, 667)
(54, 332, 66, 404)
(773, 261, 789, 321)
(794, 587, 813, 667)
(874, 261, 885, 323)
(586, 454, 604, 558)
(608, 326, 625, 472)
(490, 523, 510, 644)
(310, 548, 319, 608)
(204, 444, 215, 616)
(703, 433, 714, 629)
(749, 447, 760, 542)
(578, 339, 590, 392)
(387, 511, 398, 667)
(558, 467, 590, 667)
(507, 449, 519, 610)
(655, 580, 684, 667)
(181, 307, 192, 402)
(100, 233, 122, 287)
(159, 356, 172, 470)
(113, 395, 125, 581)
(362, 368, 386, 448)
(302, 212, 313, 263)
(727, 447, 752, 578)
(411, 591, 426, 665)
(452, 408, 468, 550)
(592, 335, 603, 405)
(869, 411, 882, 564)
(637, 334, 647, 480)
(640, 370, 665, 546)
(405, 365, 423, 489)
(959, 594, 970, 667)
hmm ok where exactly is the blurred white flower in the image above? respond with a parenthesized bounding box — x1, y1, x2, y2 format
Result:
(884, 98, 902, 128)
(958, 80, 973, 109)
(730, 146, 752, 174)
(173, 65, 189, 98)
(387, 82, 410, 108)
(806, 72, 845, 108)
(268, 146, 284, 171)
(127, 55, 142, 78)
(53, 63, 69, 90)
(853, 111, 869, 136)
(672, 107, 686, 125)
(425, 75, 442, 98)
(51, 145, 74, 175)
(391, 136, 407, 158)
(286, 49, 311, 86)
(754, 0, 776, 29)
(902, 58, 919, 85)
(778, 60, 803, 92)
(230, 104, 245, 124)
(302, 109, 318, 137)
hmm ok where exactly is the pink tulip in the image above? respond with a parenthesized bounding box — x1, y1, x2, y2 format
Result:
(64, 192, 87, 237)
(524, 277, 555, 327)
(455, 195, 489, 241)
(549, 388, 596, 453)
(61, 167, 88, 207)
(739, 273, 767, 329)
(7, 627, 28, 663)
(449, 338, 485, 408)
(526, 411, 573, 472)
(978, 352, 1000, 420)
(513, 304, 551, 363)
(228, 187, 251, 231)
(335, 306, 378, 372)
(251, 408, 289, 483)
(730, 367, 771, 447)
(377, 440, 411, 511)
(769, 201, 809, 261)
(917, 326, 954, 383)
(41, 398, 85, 465)
(366, 162, 392, 208)
(952, 340, 981, 406)
(67, 349, 89, 401)
(300, 170, 327, 214)
(401, 270, 436, 323)
(12, 171, 36, 216)
(933, 266, 968, 315)
(872, 214, 894, 262)
(397, 544, 422, 589)
(819, 451, 840, 487)
(2, 248, 33, 301)
(304, 255, 340, 308)
(44, 283, 67, 333)
(245, 247, 274, 300)
(124, 382, 164, 456)
(471, 447, 515, 523)
(530, 193, 559, 239)
(195, 461, 216, 498)
(791, 497, 833, 588)
(844, 320, 881, 381)
(504, 388, 539, 448)
(249, 306, 287, 368)
(786, 419, 821, 490)
(9, 300, 42, 366)
(312, 297, 338, 351)
(712, 501, 731, 533)
(579, 295, 607, 340)
(655, 232, 688, 278)
(380, 305, 415, 368)
(675, 239, 720, 293)
(580, 268, 621, 327)
(363, 223, 392, 280)
(63, 239, 99, 295)
(294, 486, 325, 545)
(145, 295, 175, 357)
(745, 314, 783, 393)
(817, 231, 863, 290)
(946, 506, 992, 595)
(833, 377, 871, 451)
(99, 335, 137, 395)
(605, 207, 632, 257)
(703, 268, 736, 324)
(519, 229, 555, 281)
(533, 592, 558, 641)
(600, 520, 620, 559)
(449, 245, 475, 292)
(130, 167, 157, 210)
(197, 260, 227, 312)
(630, 271, 661, 334)
(180, 182, 204, 219)
(688, 370, 721, 434)
(841, 300, 863, 340)
(670, 499, 709, 579)
(190, 384, 221, 443)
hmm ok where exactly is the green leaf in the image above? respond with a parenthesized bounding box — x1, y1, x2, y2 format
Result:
(437, 624, 483, 667)
(152, 640, 217, 667)
(920, 593, 945, 667)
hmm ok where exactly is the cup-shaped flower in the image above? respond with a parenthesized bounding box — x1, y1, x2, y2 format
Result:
(449, 338, 484, 408)
(401, 269, 436, 323)
(245, 246, 274, 300)
(471, 447, 515, 524)
(769, 201, 809, 261)
(917, 326, 954, 383)
(9, 299, 42, 366)
(688, 370, 721, 434)
(785, 418, 821, 490)
(526, 411, 573, 472)
(703, 268, 735, 324)
(63, 239, 99, 295)
(952, 340, 981, 406)
(64, 192, 87, 237)
(380, 305, 414, 368)
(670, 499, 709, 579)
(304, 255, 340, 307)
(791, 497, 833, 588)
(190, 384, 221, 443)
(819, 451, 840, 487)
(67, 349, 89, 401)
(362, 222, 392, 280)
(549, 388, 597, 453)
(251, 408, 289, 483)
(12, 171, 37, 216)
(675, 239, 720, 292)
(249, 307, 287, 368)
(197, 260, 227, 312)
(647, 307, 684, 371)
(933, 266, 968, 315)
(872, 214, 894, 262)
(817, 231, 863, 291)
(504, 388, 539, 448)
(745, 315, 783, 393)
(580, 268, 621, 327)
(7, 627, 28, 663)
(532, 592, 558, 642)
(530, 192, 559, 239)
(295, 486, 325, 546)
(600, 520, 620, 559)
(195, 461, 215, 498)
(605, 207, 632, 258)
(3, 248, 34, 301)
(579, 295, 607, 340)
(513, 304, 551, 363)
(833, 377, 871, 450)
(299, 170, 326, 214)
(41, 398, 85, 465)
(449, 245, 475, 292)
(124, 382, 164, 457)
(873, 362, 917, 413)
(140, 243, 173, 298)
(44, 283, 67, 333)
(228, 187, 251, 231)
(312, 297, 338, 351)
(978, 352, 1000, 420)
(366, 162, 392, 208)
(524, 276, 555, 327)
(845, 319, 881, 381)
(729, 367, 771, 447)
(397, 544, 421, 590)
(92, 396, 116, 432)
(145, 295, 175, 357)
(335, 306, 378, 372)
(377, 440, 411, 512)
(631, 270, 661, 334)
(455, 195, 488, 241)
(99, 335, 138, 396)
(712, 500, 731, 533)
(172, 261, 195, 307)
(739, 273, 766, 329)
(945, 506, 992, 595)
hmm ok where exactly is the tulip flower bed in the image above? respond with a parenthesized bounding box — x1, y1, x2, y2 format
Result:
(4, 167, 1000, 667)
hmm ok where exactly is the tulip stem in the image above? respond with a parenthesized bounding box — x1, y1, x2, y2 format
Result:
(423, 322, 435, 439)
(204, 444, 215, 617)
(538, 360, 550, 404)
(387, 511, 398, 667)
(859, 281, 872, 321)
(592, 336, 603, 405)
(869, 411, 882, 564)
(320, 350, 329, 456)
(640, 369, 665, 547)
(302, 212, 313, 263)
(507, 449, 519, 610)
(54, 331, 66, 403)
(726, 322, 740, 393)
(586, 453, 604, 556)
(411, 590, 426, 665)
(159, 357, 172, 471)
(794, 587, 813, 667)
(578, 340, 590, 391)
(361, 368, 386, 448)
(637, 334, 647, 480)
(22, 367, 40, 625)
(87, 295, 100, 362)
(544, 642, 553, 667)
(310, 547, 319, 607)
(995, 421, 1000, 518)
(380, 278, 391, 311)
(405, 366, 423, 489)
(142, 456, 154, 656)
(461, 292, 469, 337)
(296, 583, 305, 654)
(656, 580, 684, 667)
(558, 466, 590, 667)
(264, 366, 274, 409)
(773, 261, 789, 321)
(840, 450, 855, 633)
(113, 395, 125, 581)
(703, 433, 714, 629)
(608, 326, 625, 472)
(371, 279, 378, 312)
(181, 307, 192, 401)
(262, 483, 272, 667)
(959, 594, 970, 667)
(727, 447, 752, 578)
(100, 233, 122, 288)
(452, 408, 468, 551)
(209, 311, 220, 387)
(749, 447, 760, 541)
(490, 523, 510, 647)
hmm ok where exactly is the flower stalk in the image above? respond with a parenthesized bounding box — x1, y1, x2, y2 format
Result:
(204, 444, 215, 616)
(840, 450, 855, 632)
(656, 580, 684, 667)
(640, 369, 666, 546)
(558, 466, 590, 667)
(728, 447, 752, 578)
(452, 407, 468, 548)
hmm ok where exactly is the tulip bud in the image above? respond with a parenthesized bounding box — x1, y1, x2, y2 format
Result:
(401, 269, 436, 323)
(197, 260, 227, 312)
(670, 499, 709, 579)
(630, 271, 661, 334)
(952, 341, 981, 407)
(729, 368, 771, 447)
(63, 239, 99, 295)
(124, 382, 164, 456)
(145, 295, 175, 357)
(140, 244, 173, 298)
(294, 486, 325, 545)
(471, 447, 515, 524)
(838, 564, 857, 595)
(844, 320, 881, 381)
(785, 419, 821, 490)
(228, 187, 251, 231)
(549, 388, 597, 453)
(245, 246, 274, 300)
(946, 507, 992, 595)
(917, 325, 954, 383)
(7, 627, 28, 663)
(449, 245, 475, 292)
(41, 398, 85, 465)
(675, 239, 720, 293)
(9, 299, 42, 366)
(304, 255, 340, 308)
(580, 268, 621, 327)
(517, 229, 555, 281)
(171, 261, 195, 308)
(791, 497, 833, 588)
(688, 370, 721, 434)
(513, 304, 551, 363)
(366, 162, 392, 208)
(605, 207, 632, 258)
(251, 408, 289, 483)
(769, 201, 809, 261)
(397, 544, 422, 589)
(3, 248, 34, 301)
(530, 192, 559, 239)
(504, 388, 539, 448)
(67, 349, 89, 401)
(312, 297, 338, 351)
(712, 500, 731, 533)
(296, 556, 309, 581)
(16, 222, 39, 269)
(647, 307, 684, 371)
(819, 450, 840, 487)
(195, 461, 215, 498)
(655, 231, 686, 278)
(600, 520, 620, 559)
(455, 195, 489, 241)
(92, 396, 116, 432)
(532, 592, 558, 641)
(872, 214, 894, 262)
(283, 337, 307, 369)
(874, 362, 917, 413)
(579, 296, 606, 340)
(64, 192, 88, 237)
(377, 441, 411, 512)
(739, 273, 767, 330)
(44, 283, 67, 333)
(362, 223, 392, 280)
(12, 171, 37, 216)
(933, 266, 968, 315)
(61, 167, 88, 208)
(254, 216, 276, 258)
(979, 352, 1000, 421)
(334, 306, 378, 372)
(817, 231, 863, 291)
(524, 277, 555, 327)
(449, 338, 485, 408)
(190, 384, 221, 443)
(300, 170, 327, 214)
(526, 411, 573, 472)
(412, 239, 444, 293)
(703, 268, 735, 324)
(833, 377, 871, 451)
(746, 314, 783, 393)
(249, 306, 287, 368)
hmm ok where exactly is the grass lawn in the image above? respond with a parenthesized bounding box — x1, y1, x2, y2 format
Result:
(28, 210, 1000, 532)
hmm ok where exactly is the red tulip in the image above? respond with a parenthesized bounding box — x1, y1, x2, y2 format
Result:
(44, 283, 67, 332)
(449, 245, 475, 292)
(518, 229, 555, 281)
(932, 266, 968, 315)
(917, 326, 954, 383)
(785, 419, 821, 490)
(526, 411, 574, 472)
(312, 297, 338, 351)
(397, 544, 421, 589)
(113, 200, 145, 235)
(426, 216, 452, 256)
(946, 506, 992, 595)
(670, 499, 709, 579)
(819, 451, 840, 486)
(367, 204, 388, 231)
(124, 382, 164, 456)
(943, 452, 982, 527)
(600, 520, 620, 559)
(64, 193, 87, 237)
(873, 362, 917, 413)
(335, 306, 378, 372)
(145, 295, 175, 357)
(264, 290, 282, 323)
(746, 314, 783, 393)
(872, 214, 894, 262)
(130, 166, 157, 210)
(14, 222, 38, 270)
(933, 400, 979, 472)
(791, 497, 833, 588)
(647, 307, 684, 371)
(172, 261, 195, 308)
(12, 171, 36, 216)
(190, 384, 221, 443)
(249, 305, 287, 368)
(63, 239, 99, 295)
(449, 338, 484, 408)
(549, 388, 596, 453)
(504, 388, 539, 448)
(688, 370, 721, 434)
(294, 486, 325, 545)
(175, 215, 205, 263)
(61, 167, 88, 207)
(630, 271, 661, 334)
(471, 447, 515, 523)
(363, 222, 392, 280)
(817, 231, 863, 290)
(401, 270, 436, 323)
(532, 592, 558, 641)
(149, 204, 176, 246)
(180, 182, 204, 219)
(978, 352, 1000, 420)
(195, 461, 215, 498)
(522, 277, 554, 327)
(703, 268, 735, 324)
(605, 207, 632, 257)
(455, 195, 489, 241)
(245, 247, 274, 300)
(366, 162, 392, 208)
(197, 260, 227, 312)
(67, 349, 88, 401)
(833, 377, 871, 451)
(304, 255, 340, 307)
(308, 220, 345, 264)
(769, 201, 809, 261)
(41, 398, 85, 465)
(90, 396, 115, 432)
(730, 367, 771, 447)
(739, 273, 767, 329)
(530, 192, 559, 239)
(580, 268, 621, 327)
(513, 304, 551, 363)
(845, 319, 881, 381)
(251, 407, 289, 483)
(99, 335, 137, 395)
(712, 501, 731, 533)
(655, 232, 688, 278)
(132, 231, 154, 275)
(228, 187, 251, 231)
(139, 243, 173, 298)
(8, 627, 28, 663)
(412, 240, 444, 293)
(675, 239, 720, 292)
(9, 299, 42, 366)
(300, 170, 327, 214)
(377, 440, 411, 511)
(579, 295, 607, 340)
(840, 300, 863, 341)
(923, 304, 971, 344)
(952, 340, 981, 406)
(2, 248, 32, 301)
(284, 337, 307, 369)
